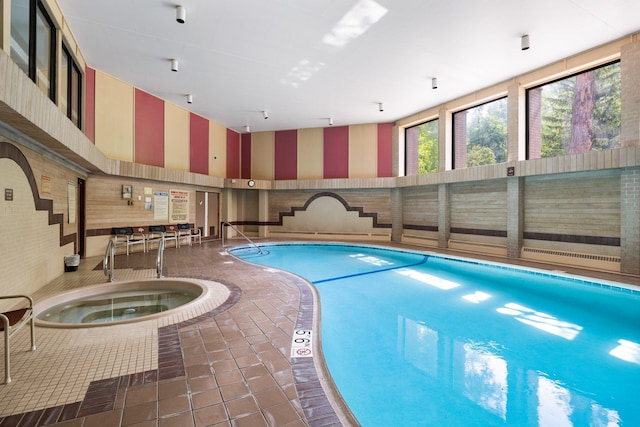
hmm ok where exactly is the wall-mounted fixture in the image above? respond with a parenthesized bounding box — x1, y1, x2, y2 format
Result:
(122, 185, 132, 199)
(187, 94, 193, 104)
(432, 77, 438, 89)
(521, 34, 530, 51)
(171, 59, 179, 72)
(176, 5, 186, 24)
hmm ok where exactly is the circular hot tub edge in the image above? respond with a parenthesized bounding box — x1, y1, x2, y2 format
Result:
(34, 278, 220, 328)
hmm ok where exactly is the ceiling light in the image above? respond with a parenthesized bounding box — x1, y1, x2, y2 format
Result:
(379, 102, 384, 112)
(187, 94, 193, 104)
(262, 110, 269, 119)
(329, 117, 334, 126)
(171, 59, 179, 72)
(176, 5, 186, 24)
(432, 77, 438, 89)
(521, 34, 530, 51)
(245, 125, 250, 132)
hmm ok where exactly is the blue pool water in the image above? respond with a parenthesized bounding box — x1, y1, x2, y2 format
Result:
(231, 243, 640, 427)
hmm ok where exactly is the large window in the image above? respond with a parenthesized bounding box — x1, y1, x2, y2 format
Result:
(10, 0, 56, 101)
(453, 98, 507, 169)
(61, 44, 82, 127)
(35, 2, 55, 99)
(527, 62, 620, 159)
(405, 119, 439, 175)
(10, 0, 30, 75)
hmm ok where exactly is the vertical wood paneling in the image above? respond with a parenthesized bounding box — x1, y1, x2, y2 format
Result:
(298, 128, 323, 179)
(226, 129, 240, 179)
(275, 129, 297, 180)
(134, 89, 164, 167)
(189, 113, 209, 175)
(164, 102, 190, 171)
(209, 121, 227, 178)
(377, 122, 393, 177)
(94, 71, 134, 161)
(348, 124, 377, 178)
(251, 131, 275, 180)
(323, 126, 349, 178)
(241, 133, 252, 179)
(84, 66, 95, 143)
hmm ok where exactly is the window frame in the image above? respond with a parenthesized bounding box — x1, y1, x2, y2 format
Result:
(31, 0, 57, 101)
(525, 60, 621, 160)
(404, 118, 439, 176)
(452, 96, 508, 169)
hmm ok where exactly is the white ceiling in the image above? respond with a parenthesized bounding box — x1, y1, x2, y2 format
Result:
(58, 0, 640, 134)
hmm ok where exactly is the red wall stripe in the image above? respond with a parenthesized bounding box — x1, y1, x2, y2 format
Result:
(377, 122, 393, 177)
(323, 126, 349, 178)
(226, 129, 240, 179)
(134, 89, 164, 167)
(241, 133, 252, 179)
(274, 130, 298, 180)
(84, 67, 96, 143)
(189, 113, 209, 175)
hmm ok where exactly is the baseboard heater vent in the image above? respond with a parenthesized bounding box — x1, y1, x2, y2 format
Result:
(521, 247, 620, 264)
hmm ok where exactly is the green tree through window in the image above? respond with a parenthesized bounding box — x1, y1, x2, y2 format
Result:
(529, 61, 620, 158)
(405, 119, 438, 175)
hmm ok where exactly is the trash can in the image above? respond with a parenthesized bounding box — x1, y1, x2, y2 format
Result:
(64, 254, 80, 272)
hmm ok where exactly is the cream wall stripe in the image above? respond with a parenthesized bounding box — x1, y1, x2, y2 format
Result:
(209, 120, 227, 178)
(94, 71, 134, 162)
(251, 131, 275, 180)
(297, 128, 323, 179)
(164, 102, 190, 172)
(349, 123, 377, 178)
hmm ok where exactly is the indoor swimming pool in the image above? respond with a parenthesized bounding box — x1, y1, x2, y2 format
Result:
(231, 243, 640, 427)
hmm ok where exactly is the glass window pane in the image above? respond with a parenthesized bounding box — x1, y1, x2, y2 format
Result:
(10, 0, 30, 75)
(35, 3, 54, 99)
(60, 48, 69, 116)
(527, 62, 620, 159)
(453, 98, 507, 169)
(70, 63, 81, 127)
(405, 119, 439, 175)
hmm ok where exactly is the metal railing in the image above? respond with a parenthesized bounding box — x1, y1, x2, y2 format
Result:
(104, 239, 115, 282)
(221, 222, 264, 254)
(156, 238, 165, 278)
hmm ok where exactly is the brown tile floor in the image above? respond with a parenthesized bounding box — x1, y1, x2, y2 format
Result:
(1, 238, 639, 427)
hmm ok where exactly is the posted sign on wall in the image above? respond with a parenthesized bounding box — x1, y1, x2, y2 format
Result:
(169, 189, 189, 223)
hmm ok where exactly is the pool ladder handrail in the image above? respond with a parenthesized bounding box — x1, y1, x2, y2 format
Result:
(104, 239, 115, 282)
(156, 238, 165, 279)
(221, 222, 264, 254)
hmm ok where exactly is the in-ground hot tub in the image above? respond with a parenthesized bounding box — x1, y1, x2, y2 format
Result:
(35, 278, 212, 328)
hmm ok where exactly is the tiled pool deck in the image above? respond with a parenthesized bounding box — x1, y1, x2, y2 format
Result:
(1, 239, 638, 426)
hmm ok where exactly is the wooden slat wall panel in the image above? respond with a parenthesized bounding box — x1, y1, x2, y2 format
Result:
(85, 175, 196, 230)
(268, 189, 392, 225)
(524, 172, 620, 237)
(402, 186, 439, 226)
(450, 180, 508, 230)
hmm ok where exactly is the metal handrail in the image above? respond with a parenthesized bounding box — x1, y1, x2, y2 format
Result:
(221, 222, 264, 254)
(156, 238, 165, 278)
(104, 239, 115, 282)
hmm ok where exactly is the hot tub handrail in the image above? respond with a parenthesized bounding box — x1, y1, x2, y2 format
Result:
(156, 238, 165, 279)
(104, 239, 115, 282)
(221, 222, 264, 254)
